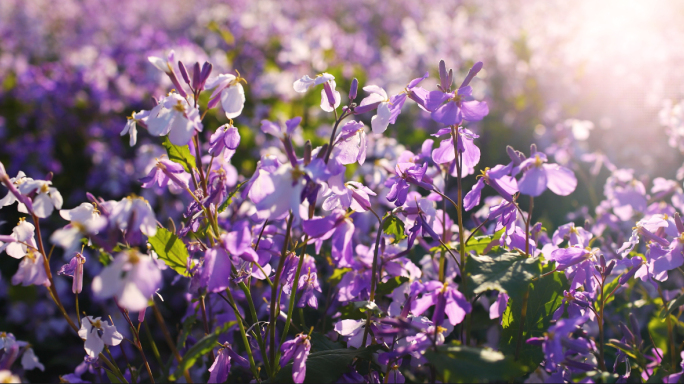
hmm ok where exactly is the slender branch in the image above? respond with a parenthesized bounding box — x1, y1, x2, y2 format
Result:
(151, 305, 193, 383)
(269, 213, 294, 374)
(361, 211, 387, 347)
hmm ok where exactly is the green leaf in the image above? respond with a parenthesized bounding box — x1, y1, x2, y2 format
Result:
(327, 268, 352, 285)
(466, 252, 541, 298)
(425, 342, 528, 383)
(271, 345, 382, 383)
(460, 228, 505, 255)
(310, 332, 344, 351)
(375, 276, 409, 297)
(148, 228, 190, 276)
(169, 330, 219, 381)
(217, 181, 247, 214)
(98, 250, 113, 266)
(105, 369, 129, 383)
(382, 215, 406, 244)
(176, 315, 197, 351)
(162, 137, 196, 173)
(661, 293, 684, 319)
(499, 267, 567, 372)
(337, 301, 383, 320)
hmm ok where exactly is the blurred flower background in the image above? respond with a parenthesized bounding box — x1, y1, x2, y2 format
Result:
(2, 0, 684, 380)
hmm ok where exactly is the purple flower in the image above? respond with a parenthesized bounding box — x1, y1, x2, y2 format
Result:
(261, 117, 301, 140)
(532, 315, 590, 371)
(385, 162, 432, 207)
(201, 247, 233, 293)
(431, 127, 481, 175)
(323, 174, 376, 212)
(223, 220, 259, 263)
(302, 209, 354, 267)
(489, 291, 509, 321)
(208, 343, 250, 383)
(549, 246, 597, 271)
(280, 333, 312, 384)
(139, 159, 189, 193)
(297, 270, 322, 309)
(463, 164, 518, 211)
(426, 61, 489, 126)
(294, 73, 339, 112)
(91, 250, 162, 311)
(331, 121, 367, 166)
(58, 253, 86, 294)
(17, 179, 63, 218)
(552, 222, 593, 248)
(209, 124, 241, 156)
(110, 196, 158, 238)
(516, 152, 577, 197)
(412, 281, 471, 326)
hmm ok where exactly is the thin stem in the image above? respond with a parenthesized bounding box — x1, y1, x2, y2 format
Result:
(223, 287, 260, 379)
(280, 235, 310, 345)
(658, 286, 677, 371)
(269, 213, 294, 373)
(323, 109, 351, 163)
(118, 305, 155, 383)
(143, 320, 164, 369)
(236, 282, 273, 375)
(439, 170, 448, 282)
(597, 277, 608, 371)
(192, 136, 208, 195)
(515, 196, 534, 360)
(151, 304, 193, 383)
(198, 293, 215, 363)
(525, 196, 534, 257)
(362, 212, 387, 347)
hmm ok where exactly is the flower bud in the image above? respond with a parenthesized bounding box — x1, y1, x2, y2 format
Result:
(348, 78, 358, 100)
(619, 322, 635, 344)
(605, 259, 616, 276)
(323, 81, 336, 109)
(675, 212, 684, 233)
(178, 61, 191, 85)
(629, 313, 642, 345)
(526, 337, 545, 346)
(303, 140, 312, 165)
(192, 62, 202, 91)
(200, 62, 213, 89)
(73, 255, 84, 294)
(0, 161, 6, 179)
(438, 60, 449, 91)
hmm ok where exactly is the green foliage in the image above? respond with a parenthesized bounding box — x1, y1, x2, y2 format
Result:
(499, 268, 567, 372)
(327, 268, 352, 285)
(169, 329, 219, 381)
(337, 301, 383, 320)
(424, 342, 528, 383)
(459, 228, 505, 254)
(375, 276, 409, 297)
(217, 180, 247, 213)
(465, 252, 540, 298)
(176, 315, 197, 351)
(661, 293, 684, 319)
(310, 332, 344, 351)
(105, 370, 128, 384)
(382, 215, 406, 244)
(148, 227, 190, 276)
(272, 345, 383, 383)
(162, 137, 196, 173)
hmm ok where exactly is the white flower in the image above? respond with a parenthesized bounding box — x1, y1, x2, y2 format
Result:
(360, 85, 391, 134)
(50, 203, 107, 253)
(320, 79, 341, 112)
(78, 316, 123, 358)
(5, 219, 37, 259)
(146, 93, 203, 146)
(205, 73, 247, 119)
(21, 348, 44, 371)
(121, 110, 149, 147)
(293, 73, 334, 93)
(0, 171, 31, 210)
(0, 370, 21, 383)
(17, 179, 63, 218)
(110, 196, 157, 237)
(92, 250, 162, 312)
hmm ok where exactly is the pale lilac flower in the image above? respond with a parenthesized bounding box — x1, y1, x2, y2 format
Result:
(463, 164, 518, 211)
(205, 72, 247, 118)
(21, 348, 44, 371)
(17, 179, 63, 218)
(489, 292, 509, 320)
(208, 343, 250, 383)
(427, 61, 489, 126)
(516, 152, 577, 197)
(92, 250, 162, 311)
(412, 281, 471, 326)
(359, 85, 393, 134)
(12, 249, 50, 287)
(222, 220, 259, 263)
(146, 92, 203, 146)
(148, 51, 188, 98)
(280, 333, 311, 384)
(549, 246, 599, 271)
(78, 316, 123, 358)
(201, 247, 233, 293)
(50, 203, 107, 252)
(121, 110, 149, 147)
(431, 127, 480, 176)
(331, 121, 367, 165)
(110, 196, 158, 238)
(552, 222, 593, 248)
(293, 73, 339, 112)
(260, 117, 301, 140)
(322, 173, 376, 212)
(302, 209, 354, 267)
(139, 158, 190, 194)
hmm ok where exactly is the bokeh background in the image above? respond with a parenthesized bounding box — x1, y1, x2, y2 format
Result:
(2, 0, 684, 381)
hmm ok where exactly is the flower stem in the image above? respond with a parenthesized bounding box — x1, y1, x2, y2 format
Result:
(362, 211, 386, 347)
(198, 292, 215, 363)
(515, 196, 534, 360)
(151, 304, 193, 383)
(269, 213, 294, 374)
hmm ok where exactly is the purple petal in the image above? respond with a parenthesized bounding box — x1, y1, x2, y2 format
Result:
(432, 137, 455, 164)
(543, 164, 577, 196)
(431, 101, 462, 126)
(518, 166, 548, 197)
